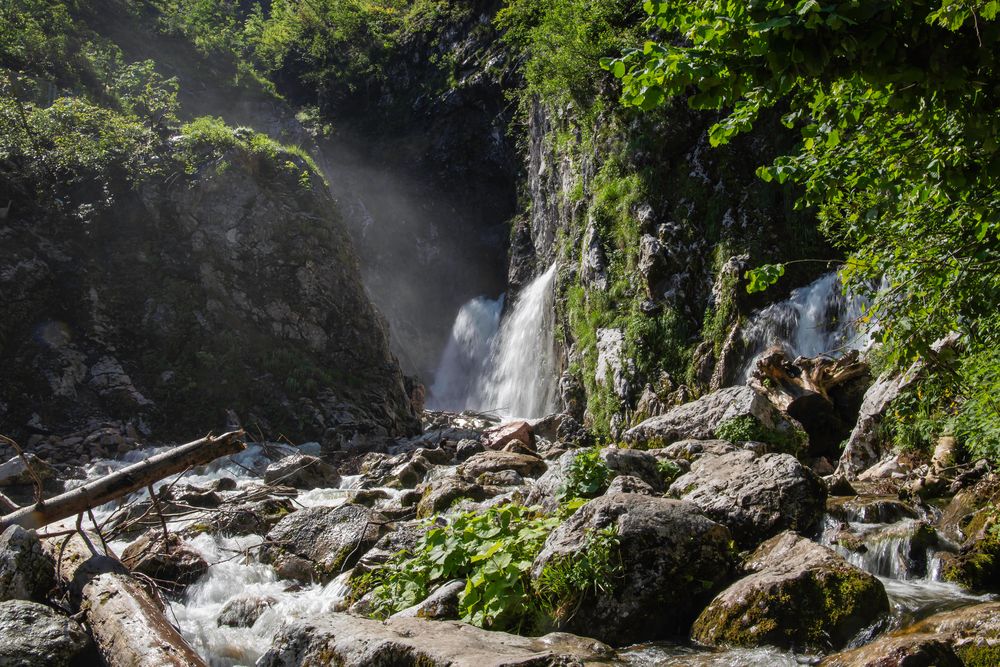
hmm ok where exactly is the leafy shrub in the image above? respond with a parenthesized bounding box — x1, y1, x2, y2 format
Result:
(534, 526, 621, 624)
(715, 415, 805, 456)
(558, 447, 611, 501)
(354, 503, 620, 634)
(657, 458, 682, 486)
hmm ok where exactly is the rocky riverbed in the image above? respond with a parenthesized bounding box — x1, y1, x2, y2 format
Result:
(0, 384, 997, 666)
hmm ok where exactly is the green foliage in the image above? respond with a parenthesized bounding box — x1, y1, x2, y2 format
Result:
(534, 527, 621, 624)
(174, 116, 323, 187)
(657, 458, 682, 486)
(355, 503, 618, 633)
(604, 0, 1000, 464)
(559, 447, 611, 501)
(715, 415, 805, 455)
(496, 0, 642, 107)
(745, 263, 785, 294)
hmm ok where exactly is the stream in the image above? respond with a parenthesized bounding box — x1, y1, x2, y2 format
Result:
(55, 438, 993, 667)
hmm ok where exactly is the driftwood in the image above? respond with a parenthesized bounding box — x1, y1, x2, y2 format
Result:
(44, 531, 208, 667)
(749, 348, 869, 414)
(0, 431, 245, 531)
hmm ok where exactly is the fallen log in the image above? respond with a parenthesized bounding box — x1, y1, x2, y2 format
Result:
(44, 531, 208, 667)
(0, 430, 245, 531)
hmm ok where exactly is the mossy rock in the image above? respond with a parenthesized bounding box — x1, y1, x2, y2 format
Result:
(692, 531, 889, 652)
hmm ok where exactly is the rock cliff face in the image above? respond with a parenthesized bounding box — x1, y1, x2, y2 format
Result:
(0, 140, 419, 444)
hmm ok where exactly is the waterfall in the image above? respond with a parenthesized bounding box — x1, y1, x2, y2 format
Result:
(429, 263, 559, 419)
(428, 296, 504, 411)
(738, 271, 874, 382)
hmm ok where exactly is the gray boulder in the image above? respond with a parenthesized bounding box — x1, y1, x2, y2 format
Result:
(263, 454, 340, 489)
(0, 526, 54, 603)
(819, 601, 1000, 666)
(457, 451, 547, 480)
(261, 504, 386, 583)
(0, 600, 91, 666)
(692, 531, 889, 651)
(669, 449, 826, 549)
(623, 386, 799, 448)
(258, 613, 615, 667)
(0, 454, 54, 487)
(217, 594, 277, 628)
(120, 532, 209, 592)
(598, 448, 664, 491)
(531, 493, 735, 645)
(391, 580, 465, 620)
(605, 475, 655, 496)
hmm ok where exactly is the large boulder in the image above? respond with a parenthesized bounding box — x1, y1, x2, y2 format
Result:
(623, 386, 801, 449)
(0, 454, 55, 488)
(531, 493, 736, 645)
(0, 600, 91, 666)
(668, 449, 826, 549)
(457, 451, 547, 480)
(258, 613, 615, 667)
(217, 593, 277, 628)
(480, 421, 535, 451)
(820, 601, 1000, 666)
(120, 531, 209, 592)
(692, 532, 889, 651)
(0, 526, 55, 603)
(263, 454, 341, 489)
(208, 496, 295, 536)
(260, 504, 386, 583)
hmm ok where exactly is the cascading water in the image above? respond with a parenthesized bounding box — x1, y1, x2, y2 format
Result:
(428, 296, 503, 411)
(737, 271, 874, 382)
(429, 263, 560, 419)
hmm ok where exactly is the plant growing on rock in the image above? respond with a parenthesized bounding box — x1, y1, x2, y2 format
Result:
(353, 502, 621, 634)
(715, 415, 805, 456)
(558, 447, 612, 500)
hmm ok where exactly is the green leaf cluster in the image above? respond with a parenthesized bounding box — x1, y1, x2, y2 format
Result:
(356, 503, 619, 633)
(558, 447, 612, 501)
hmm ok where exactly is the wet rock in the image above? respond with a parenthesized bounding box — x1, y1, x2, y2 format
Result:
(209, 497, 295, 536)
(827, 475, 858, 497)
(668, 449, 826, 549)
(263, 454, 341, 490)
(692, 531, 889, 651)
(827, 496, 918, 524)
(0, 526, 55, 603)
(416, 479, 487, 519)
(820, 601, 1000, 666)
(605, 475, 655, 496)
(458, 451, 547, 480)
(121, 532, 209, 591)
(0, 599, 91, 666)
(481, 421, 534, 451)
(258, 613, 615, 667)
(391, 580, 465, 620)
(217, 594, 277, 628)
(623, 386, 799, 449)
(0, 454, 54, 487)
(261, 504, 387, 583)
(531, 493, 735, 645)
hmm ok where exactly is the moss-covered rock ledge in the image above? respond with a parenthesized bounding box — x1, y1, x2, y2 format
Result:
(0, 117, 419, 446)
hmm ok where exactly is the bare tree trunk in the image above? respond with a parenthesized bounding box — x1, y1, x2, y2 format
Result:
(44, 532, 207, 667)
(749, 348, 869, 413)
(0, 431, 245, 531)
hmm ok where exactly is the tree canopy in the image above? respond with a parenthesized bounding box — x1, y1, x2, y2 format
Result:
(604, 0, 1000, 459)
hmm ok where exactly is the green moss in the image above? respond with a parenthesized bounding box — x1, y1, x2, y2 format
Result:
(957, 643, 1000, 667)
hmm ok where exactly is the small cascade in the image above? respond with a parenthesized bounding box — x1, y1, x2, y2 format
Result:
(819, 511, 992, 631)
(738, 272, 873, 382)
(429, 263, 560, 419)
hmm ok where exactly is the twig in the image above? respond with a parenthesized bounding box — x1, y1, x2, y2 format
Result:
(0, 433, 44, 505)
(148, 484, 170, 542)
